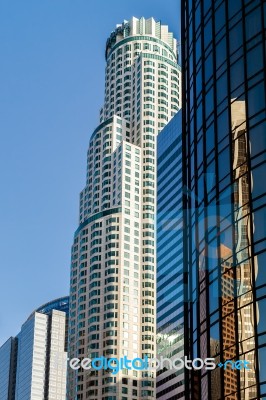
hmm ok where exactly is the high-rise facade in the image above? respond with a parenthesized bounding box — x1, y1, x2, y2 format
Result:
(181, 0, 266, 398)
(156, 111, 185, 400)
(68, 17, 181, 400)
(0, 337, 17, 400)
(0, 297, 69, 400)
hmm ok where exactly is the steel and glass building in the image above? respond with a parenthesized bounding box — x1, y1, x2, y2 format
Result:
(0, 337, 17, 400)
(181, 0, 266, 398)
(156, 111, 185, 400)
(0, 296, 69, 400)
(67, 17, 181, 400)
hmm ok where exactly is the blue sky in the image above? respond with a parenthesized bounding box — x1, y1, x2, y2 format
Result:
(0, 0, 180, 345)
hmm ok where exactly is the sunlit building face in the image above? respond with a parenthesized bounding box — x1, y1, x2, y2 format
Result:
(67, 17, 181, 400)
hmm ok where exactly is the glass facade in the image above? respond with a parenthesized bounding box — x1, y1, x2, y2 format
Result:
(181, 0, 266, 398)
(15, 316, 43, 400)
(0, 297, 69, 400)
(0, 337, 17, 400)
(35, 296, 69, 316)
(26, 296, 70, 322)
(156, 111, 185, 399)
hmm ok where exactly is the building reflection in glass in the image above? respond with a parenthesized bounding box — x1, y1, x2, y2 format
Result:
(181, 0, 266, 397)
(184, 100, 263, 399)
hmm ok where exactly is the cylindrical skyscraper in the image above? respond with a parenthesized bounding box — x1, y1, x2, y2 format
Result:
(68, 17, 181, 400)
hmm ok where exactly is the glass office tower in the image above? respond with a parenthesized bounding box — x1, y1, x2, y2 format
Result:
(0, 337, 17, 400)
(181, 0, 266, 398)
(0, 297, 69, 400)
(68, 17, 181, 400)
(156, 111, 185, 400)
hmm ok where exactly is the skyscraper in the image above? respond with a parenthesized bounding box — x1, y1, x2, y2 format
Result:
(156, 111, 185, 400)
(0, 337, 17, 400)
(68, 17, 181, 400)
(0, 297, 69, 400)
(181, 0, 266, 398)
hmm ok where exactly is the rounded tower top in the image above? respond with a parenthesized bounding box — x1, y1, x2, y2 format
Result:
(105, 16, 177, 60)
(27, 296, 69, 320)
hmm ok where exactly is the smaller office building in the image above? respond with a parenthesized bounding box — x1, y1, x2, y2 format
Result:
(0, 296, 69, 400)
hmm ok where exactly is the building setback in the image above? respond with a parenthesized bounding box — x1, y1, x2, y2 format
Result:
(181, 0, 266, 398)
(67, 17, 181, 400)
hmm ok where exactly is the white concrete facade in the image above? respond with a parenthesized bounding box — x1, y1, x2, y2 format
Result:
(68, 17, 181, 400)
